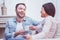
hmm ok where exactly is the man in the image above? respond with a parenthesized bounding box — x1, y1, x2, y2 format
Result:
(4, 3, 39, 40)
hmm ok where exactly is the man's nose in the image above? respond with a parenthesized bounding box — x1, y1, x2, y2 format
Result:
(21, 9, 24, 12)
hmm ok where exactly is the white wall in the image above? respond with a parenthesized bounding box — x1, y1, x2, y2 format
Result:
(0, 0, 60, 23)
(55, 0, 60, 23)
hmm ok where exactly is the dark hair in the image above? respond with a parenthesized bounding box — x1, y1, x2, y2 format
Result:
(42, 2, 55, 17)
(15, 3, 26, 10)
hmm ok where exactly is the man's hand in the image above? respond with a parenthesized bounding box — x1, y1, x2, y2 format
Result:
(14, 31, 20, 37)
(14, 30, 25, 37)
(24, 34, 31, 40)
(29, 26, 38, 30)
(19, 30, 25, 35)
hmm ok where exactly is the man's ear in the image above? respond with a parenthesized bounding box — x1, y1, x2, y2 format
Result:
(15, 9, 17, 13)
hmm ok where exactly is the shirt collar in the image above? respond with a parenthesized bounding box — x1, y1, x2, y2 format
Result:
(13, 16, 27, 22)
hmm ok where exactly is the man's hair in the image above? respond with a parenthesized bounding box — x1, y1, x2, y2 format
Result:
(42, 2, 55, 17)
(15, 3, 26, 10)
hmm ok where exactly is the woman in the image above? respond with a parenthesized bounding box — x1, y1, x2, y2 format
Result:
(25, 2, 57, 40)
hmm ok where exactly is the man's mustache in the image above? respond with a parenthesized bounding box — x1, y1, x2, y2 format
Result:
(18, 11, 24, 13)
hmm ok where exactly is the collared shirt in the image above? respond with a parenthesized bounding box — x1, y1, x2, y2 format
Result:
(5, 16, 40, 40)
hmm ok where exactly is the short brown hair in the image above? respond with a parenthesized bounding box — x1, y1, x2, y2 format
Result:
(42, 2, 55, 17)
(15, 3, 26, 10)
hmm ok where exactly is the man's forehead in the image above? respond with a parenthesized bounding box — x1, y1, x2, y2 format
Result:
(18, 5, 26, 8)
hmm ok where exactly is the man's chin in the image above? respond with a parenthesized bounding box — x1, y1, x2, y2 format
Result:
(19, 15, 25, 18)
(20, 16, 24, 18)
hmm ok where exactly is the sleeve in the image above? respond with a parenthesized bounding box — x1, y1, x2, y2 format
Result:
(31, 19, 52, 39)
(30, 18, 40, 26)
(4, 20, 15, 38)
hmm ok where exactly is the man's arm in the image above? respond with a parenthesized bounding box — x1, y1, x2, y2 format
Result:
(4, 20, 21, 38)
(31, 19, 40, 26)
(4, 21, 14, 38)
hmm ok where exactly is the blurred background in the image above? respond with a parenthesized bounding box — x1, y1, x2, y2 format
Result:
(0, 0, 60, 22)
(0, 0, 60, 39)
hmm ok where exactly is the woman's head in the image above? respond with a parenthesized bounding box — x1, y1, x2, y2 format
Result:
(41, 2, 55, 18)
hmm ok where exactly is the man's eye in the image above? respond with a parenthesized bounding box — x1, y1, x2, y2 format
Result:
(24, 9, 26, 11)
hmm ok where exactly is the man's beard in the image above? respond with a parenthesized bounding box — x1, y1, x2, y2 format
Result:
(17, 13, 25, 18)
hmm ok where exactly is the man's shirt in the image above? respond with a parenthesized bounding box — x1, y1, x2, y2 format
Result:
(4, 16, 40, 40)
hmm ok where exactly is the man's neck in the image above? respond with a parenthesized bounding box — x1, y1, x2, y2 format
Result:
(16, 16, 24, 23)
